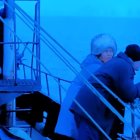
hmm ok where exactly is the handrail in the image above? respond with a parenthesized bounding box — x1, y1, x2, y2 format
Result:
(1, 1, 139, 138)
(13, 5, 139, 121)
(20, 63, 71, 103)
(12, 0, 139, 114)
(1, 1, 70, 84)
(20, 63, 71, 83)
(0, 14, 70, 104)
(14, 3, 81, 66)
(0, 41, 38, 44)
(82, 67, 140, 119)
(2, 0, 134, 129)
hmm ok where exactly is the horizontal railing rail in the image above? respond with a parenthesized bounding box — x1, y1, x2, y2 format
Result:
(1, 1, 140, 138)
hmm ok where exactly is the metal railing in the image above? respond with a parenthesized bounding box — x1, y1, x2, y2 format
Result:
(0, 0, 140, 139)
(20, 63, 71, 104)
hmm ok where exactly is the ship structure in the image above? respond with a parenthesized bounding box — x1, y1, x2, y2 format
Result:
(0, 0, 139, 140)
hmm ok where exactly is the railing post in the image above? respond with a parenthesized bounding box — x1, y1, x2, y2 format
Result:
(35, 0, 40, 83)
(131, 104, 135, 138)
(58, 78, 62, 104)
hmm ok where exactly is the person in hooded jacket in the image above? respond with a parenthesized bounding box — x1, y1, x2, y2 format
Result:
(55, 33, 117, 140)
(70, 44, 140, 140)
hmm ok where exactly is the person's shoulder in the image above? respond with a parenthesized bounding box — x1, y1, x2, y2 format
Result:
(81, 54, 102, 68)
(108, 55, 133, 73)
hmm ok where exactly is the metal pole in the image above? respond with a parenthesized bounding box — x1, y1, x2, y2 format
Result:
(131, 104, 136, 139)
(3, 0, 15, 79)
(35, 0, 40, 83)
(3, 0, 16, 127)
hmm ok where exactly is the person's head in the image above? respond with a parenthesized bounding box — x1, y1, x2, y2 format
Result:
(91, 33, 117, 63)
(125, 44, 140, 71)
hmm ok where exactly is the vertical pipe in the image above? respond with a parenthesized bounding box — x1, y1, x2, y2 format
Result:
(58, 78, 62, 104)
(131, 104, 136, 138)
(3, 0, 16, 127)
(3, 0, 15, 79)
(35, 0, 40, 83)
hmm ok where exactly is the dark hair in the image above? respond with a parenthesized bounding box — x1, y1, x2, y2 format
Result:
(95, 54, 101, 58)
(125, 44, 140, 61)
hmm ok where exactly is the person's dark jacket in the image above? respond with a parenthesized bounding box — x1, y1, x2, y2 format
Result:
(70, 52, 140, 136)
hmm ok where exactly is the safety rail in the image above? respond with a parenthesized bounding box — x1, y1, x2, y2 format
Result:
(0, 0, 140, 139)
(20, 63, 71, 104)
